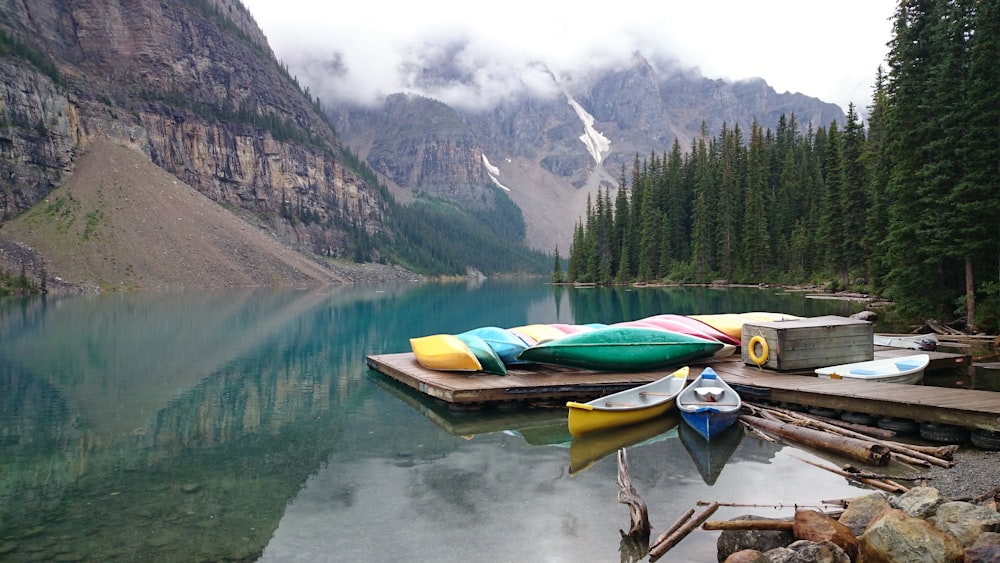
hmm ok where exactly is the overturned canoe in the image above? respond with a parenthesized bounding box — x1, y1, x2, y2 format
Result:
(508, 323, 567, 345)
(454, 332, 507, 375)
(410, 334, 482, 372)
(460, 326, 530, 366)
(641, 314, 740, 346)
(517, 327, 723, 371)
(815, 354, 929, 384)
(566, 366, 689, 436)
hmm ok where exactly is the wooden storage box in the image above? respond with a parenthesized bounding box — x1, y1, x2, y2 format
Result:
(741, 315, 873, 371)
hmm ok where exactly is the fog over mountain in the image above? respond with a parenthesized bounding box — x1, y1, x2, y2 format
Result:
(243, 0, 896, 114)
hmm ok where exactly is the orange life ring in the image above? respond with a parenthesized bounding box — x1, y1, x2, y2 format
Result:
(748, 335, 769, 366)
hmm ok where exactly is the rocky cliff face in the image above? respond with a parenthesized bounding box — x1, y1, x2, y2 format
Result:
(331, 54, 844, 252)
(0, 0, 387, 259)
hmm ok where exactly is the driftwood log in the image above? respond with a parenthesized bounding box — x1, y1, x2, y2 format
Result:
(702, 519, 795, 531)
(647, 502, 719, 561)
(740, 415, 892, 466)
(616, 449, 650, 538)
(750, 405, 955, 468)
(797, 457, 908, 493)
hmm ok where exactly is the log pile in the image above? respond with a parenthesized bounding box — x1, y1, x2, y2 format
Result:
(609, 402, 965, 560)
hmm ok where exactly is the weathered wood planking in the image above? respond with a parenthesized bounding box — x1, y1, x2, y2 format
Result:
(740, 316, 873, 370)
(367, 353, 670, 403)
(367, 347, 999, 431)
(710, 363, 1000, 432)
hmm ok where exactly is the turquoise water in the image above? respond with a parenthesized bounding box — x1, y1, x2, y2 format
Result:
(1, 281, 884, 561)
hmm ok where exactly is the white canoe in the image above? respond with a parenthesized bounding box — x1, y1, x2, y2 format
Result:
(815, 354, 929, 384)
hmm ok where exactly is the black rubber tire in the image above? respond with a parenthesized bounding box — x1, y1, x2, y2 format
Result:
(877, 417, 919, 434)
(841, 411, 877, 426)
(808, 407, 840, 418)
(970, 429, 1000, 450)
(919, 423, 971, 444)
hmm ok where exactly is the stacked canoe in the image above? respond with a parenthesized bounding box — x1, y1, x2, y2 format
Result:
(408, 312, 799, 374)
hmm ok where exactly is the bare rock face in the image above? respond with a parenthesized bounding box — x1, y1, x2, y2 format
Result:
(859, 508, 964, 563)
(0, 0, 388, 260)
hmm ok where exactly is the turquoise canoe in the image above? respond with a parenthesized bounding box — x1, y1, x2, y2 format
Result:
(454, 332, 507, 375)
(516, 326, 724, 371)
(461, 326, 530, 366)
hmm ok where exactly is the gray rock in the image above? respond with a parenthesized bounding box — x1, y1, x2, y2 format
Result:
(891, 485, 946, 519)
(838, 492, 891, 536)
(859, 508, 964, 562)
(717, 515, 794, 562)
(765, 540, 850, 563)
(930, 501, 1000, 547)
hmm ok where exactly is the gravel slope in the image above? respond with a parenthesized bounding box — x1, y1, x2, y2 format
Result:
(0, 139, 418, 292)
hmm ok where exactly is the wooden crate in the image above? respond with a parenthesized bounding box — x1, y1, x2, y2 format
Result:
(741, 315, 873, 371)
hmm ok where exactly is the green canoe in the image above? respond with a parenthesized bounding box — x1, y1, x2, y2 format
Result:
(516, 326, 723, 371)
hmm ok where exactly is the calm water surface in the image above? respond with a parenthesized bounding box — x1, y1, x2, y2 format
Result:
(2, 281, 911, 561)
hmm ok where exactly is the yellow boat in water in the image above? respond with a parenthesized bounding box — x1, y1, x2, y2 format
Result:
(409, 334, 482, 372)
(566, 366, 689, 436)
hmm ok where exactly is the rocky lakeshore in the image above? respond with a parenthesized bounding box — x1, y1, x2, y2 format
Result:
(717, 449, 1000, 562)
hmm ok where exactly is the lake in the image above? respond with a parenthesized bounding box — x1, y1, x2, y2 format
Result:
(1, 281, 907, 561)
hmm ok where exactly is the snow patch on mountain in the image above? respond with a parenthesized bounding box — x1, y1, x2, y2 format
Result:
(482, 154, 510, 191)
(566, 95, 610, 164)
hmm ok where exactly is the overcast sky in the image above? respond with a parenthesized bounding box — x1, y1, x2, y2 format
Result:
(241, 0, 897, 114)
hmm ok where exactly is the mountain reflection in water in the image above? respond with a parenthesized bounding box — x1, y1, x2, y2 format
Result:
(1, 282, 872, 562)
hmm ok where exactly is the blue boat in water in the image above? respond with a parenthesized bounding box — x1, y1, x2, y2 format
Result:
(676, 367, 742, 440)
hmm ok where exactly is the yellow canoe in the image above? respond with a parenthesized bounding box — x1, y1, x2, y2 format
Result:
(509, 323, 567, 345)
(566, 366, 689, 437)
(688, 314, 748, 342)
(689, 312, 801, 342)
(410, 334, 482, 371)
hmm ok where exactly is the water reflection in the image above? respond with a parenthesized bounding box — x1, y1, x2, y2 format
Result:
(1, 282, 877, 561)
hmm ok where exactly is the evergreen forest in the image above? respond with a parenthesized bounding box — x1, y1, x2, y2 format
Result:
(561, 0, 1000, 333)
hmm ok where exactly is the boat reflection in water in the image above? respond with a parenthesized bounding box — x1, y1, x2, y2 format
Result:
(678, 421, 745, 485)
(568, 414, 680, 476)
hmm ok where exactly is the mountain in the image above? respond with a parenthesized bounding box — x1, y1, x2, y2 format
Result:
(0, 1, 842, 290)
(330, 53, 844, 253)
(0, 0, 418, 290)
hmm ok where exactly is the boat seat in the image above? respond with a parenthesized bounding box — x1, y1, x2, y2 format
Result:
(694, 387, 724, 401)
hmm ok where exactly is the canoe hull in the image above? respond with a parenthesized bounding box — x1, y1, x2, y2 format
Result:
(409, 334, 482, 372)
(567, 366, 689, 436)
(462, 326, 530, 366)
(454, 333, 507, 375)
(815, 354, 929, 384)
(519, 327, 723, 372)
(676, 367, 742, 441)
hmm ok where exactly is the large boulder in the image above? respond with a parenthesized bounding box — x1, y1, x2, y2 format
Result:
(839, 493, 892, 536)
(930, 501, 1000, 547)
(723, 549, 770, 563)
(793, 509, 858, 560)
(765, 540, 850, 563)
(891, 485, 947, 519)
(717, 515, 795, 562)
(859, 508, 964, 562)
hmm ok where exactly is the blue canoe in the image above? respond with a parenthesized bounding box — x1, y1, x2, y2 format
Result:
(676, 367, 742, 440)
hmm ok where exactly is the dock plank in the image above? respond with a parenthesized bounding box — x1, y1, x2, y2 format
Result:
(366, 347, 1000, 431)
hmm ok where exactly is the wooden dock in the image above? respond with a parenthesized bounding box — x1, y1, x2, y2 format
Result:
(366, 347, 1000, 432)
